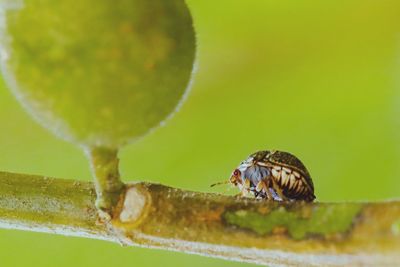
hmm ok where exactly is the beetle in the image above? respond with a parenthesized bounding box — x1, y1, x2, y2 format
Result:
(229, 150, 315, 202)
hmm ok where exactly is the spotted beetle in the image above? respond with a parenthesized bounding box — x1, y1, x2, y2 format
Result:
(229, 150, 315, 202)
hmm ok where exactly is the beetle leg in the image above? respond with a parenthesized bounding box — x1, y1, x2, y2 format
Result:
(255, 180, 264, 192)
(261, 179, 273, 200)
(237, 179, 252, 197)
(271, 178, 288, 201)
(243, 178, 251, 190)
(253, 180, 264, 199)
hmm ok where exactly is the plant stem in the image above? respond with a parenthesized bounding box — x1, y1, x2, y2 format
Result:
(0, 171, 399, 267)
(85, 146, 125, 217)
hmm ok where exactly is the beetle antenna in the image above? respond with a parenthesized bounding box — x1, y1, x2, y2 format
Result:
(210, 180, 229, 187)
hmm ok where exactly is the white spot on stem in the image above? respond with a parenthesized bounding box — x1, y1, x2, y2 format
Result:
(119, 187, 146, 224)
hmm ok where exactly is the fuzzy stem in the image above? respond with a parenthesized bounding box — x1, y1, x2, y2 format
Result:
(0, 171, 399, 267)
(85, 146, 125, 216)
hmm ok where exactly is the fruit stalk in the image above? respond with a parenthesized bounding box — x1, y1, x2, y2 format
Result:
(0, 171, 399, 267)
(86, 147, 125, 217)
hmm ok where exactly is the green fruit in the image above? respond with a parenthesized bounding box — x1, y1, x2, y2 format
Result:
(0, 0, 196, 149)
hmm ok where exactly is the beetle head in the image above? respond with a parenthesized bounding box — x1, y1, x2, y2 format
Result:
(229, 168, 242, 186)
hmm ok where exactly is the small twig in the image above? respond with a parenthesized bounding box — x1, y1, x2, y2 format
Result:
(0, 171, 399, 267)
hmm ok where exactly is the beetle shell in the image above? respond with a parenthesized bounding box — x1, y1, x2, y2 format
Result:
(230, 150, 315, 202)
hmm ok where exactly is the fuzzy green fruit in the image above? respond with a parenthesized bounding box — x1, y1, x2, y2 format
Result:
(0, 0, 196, 148)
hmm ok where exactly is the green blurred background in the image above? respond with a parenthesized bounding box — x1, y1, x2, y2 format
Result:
(1, 0, 400, 266)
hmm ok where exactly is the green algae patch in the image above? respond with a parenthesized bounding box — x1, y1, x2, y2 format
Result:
(391, 219, 400, 236)
(223, 203, 362, 239)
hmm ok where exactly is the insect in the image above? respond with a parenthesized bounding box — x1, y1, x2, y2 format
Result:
(223, 150, 315, 202)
